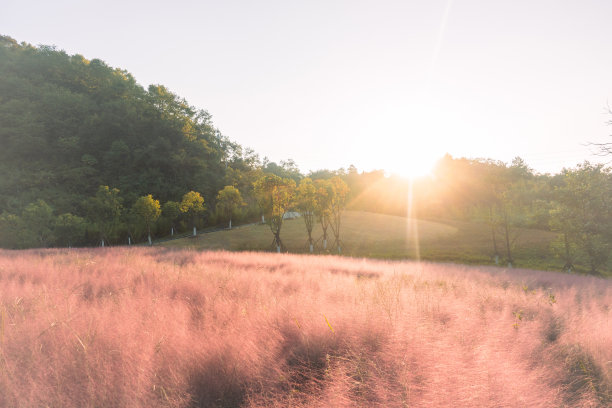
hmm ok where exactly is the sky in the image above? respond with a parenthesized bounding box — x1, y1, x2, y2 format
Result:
(3, 0, 612, 176)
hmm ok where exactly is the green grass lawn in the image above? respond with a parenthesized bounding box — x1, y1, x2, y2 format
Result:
(161, 211, 569, 271)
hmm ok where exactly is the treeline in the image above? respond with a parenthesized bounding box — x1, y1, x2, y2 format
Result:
(345, 156, 612, 274)
(430, 156, 612, 274)
(0, 175, 350, 253)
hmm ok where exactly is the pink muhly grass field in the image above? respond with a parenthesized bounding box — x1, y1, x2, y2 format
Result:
(0, 248, 610, 407)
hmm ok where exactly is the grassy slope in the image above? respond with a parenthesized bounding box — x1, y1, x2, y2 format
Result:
(1, 248, 609, 407)
(163, 211, 560, 270)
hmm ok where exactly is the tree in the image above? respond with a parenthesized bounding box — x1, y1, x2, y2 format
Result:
(162, 201, 181, 236)
(295, 178, 318, 252)
(314, 179, 334, 250)
(496, 160, 534, 267)
(588, 105, 612, 156)
(0, 212, 22, 248)
(122, 208, 139, 245)
(550, 163, 612, 274)
(54, 213, 86, 247)
(328, 177, 350, 254)
(549, 202, 579, 272)
(83, 185, 123, 247)
(133, 194, 161, 245)
(253, 174, 296, 252)
(216, 186, 244, 229)
(21, 199, 56, 247)
(262, 159, 303, 182)
(253, 174, 277, 224)
(180, 191, 206, 236)
(475, 159, 532, 267)
(476, 161, 507, 264)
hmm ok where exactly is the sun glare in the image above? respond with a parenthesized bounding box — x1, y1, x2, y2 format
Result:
(387, 148, 438, 179)
(365, 100, 446, 179)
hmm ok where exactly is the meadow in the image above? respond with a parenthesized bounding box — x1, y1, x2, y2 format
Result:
(164, 211, 561, 271)
(0, 248, 610, 407)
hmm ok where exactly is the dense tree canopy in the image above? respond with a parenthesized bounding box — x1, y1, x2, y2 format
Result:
(0, 35, 232, 214)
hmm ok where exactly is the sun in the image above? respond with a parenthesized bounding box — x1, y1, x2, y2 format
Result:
(386, 148, 438, 179)
(356, 141, 439, 180)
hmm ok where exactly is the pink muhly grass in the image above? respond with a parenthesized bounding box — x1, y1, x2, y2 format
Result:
(0, 248, 609, 407)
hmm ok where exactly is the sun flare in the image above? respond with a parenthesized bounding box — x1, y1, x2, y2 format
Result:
(385, 148, 439, 179)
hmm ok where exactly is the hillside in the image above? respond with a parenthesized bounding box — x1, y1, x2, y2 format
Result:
(0, 36, 233, 214)
(0, 248, 609, 407)
(163, 210, 560, 269)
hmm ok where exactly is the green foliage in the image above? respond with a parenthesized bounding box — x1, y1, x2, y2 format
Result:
(262, 159, 302, 182)
(132, 194, 161, 243)
(296, 178, 318, 249)
(253, 174, 296, 250)
(253, 173, 281, 218)
(83, 186, 123, 245)
(329, 177, 350, 252)
(313, 179, 334, 248)
(0, 36, 237, 247)
(550, 162, 612, 274)
(161, 200, 181, 234)
(21, 199, 56, 247)
(216, 186, 244, 227)
(0, 205, 87, 248)
(468, 158, 536, 265)
(180, 191, 206, 229)
(162, 201, 181, 221)
(54, 213, 87, 247)
(0, 213, 23, 248)
(296, 178, 318, 214)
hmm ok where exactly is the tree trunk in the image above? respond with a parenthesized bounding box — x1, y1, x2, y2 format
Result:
(489, 206, 500, 264)
(261, 215, 265, 224)
(307, 229, 313, 253)
(229, 218, 232, 229)
(503, 212, 513, 266)
(171, 226, 174, 236)
(193, 226, 197, 236)
(128, 236, 131, 245)
(101, 239, 105, 247)
(275, 231, 281, 251)
(563, 233, 572, 272)
(148, 234, 152, 246)
(322, 225, 328, 250)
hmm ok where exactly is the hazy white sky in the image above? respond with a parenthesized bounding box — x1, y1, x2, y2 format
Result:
(4, 0, 612, 175)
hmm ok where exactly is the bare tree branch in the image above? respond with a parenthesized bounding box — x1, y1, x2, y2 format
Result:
(585, 103, 612, 159)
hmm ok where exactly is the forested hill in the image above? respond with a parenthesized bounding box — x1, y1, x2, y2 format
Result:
(0, 35, 236, 215)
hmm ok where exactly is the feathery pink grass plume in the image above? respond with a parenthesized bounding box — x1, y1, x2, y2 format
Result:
(0, 248, 610, 407)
